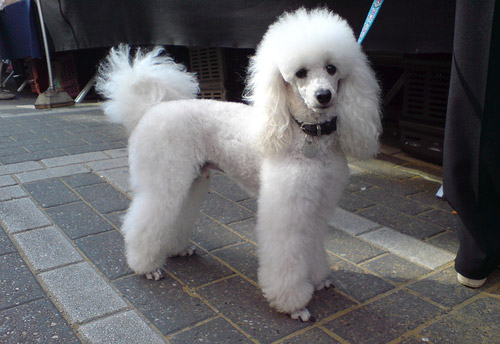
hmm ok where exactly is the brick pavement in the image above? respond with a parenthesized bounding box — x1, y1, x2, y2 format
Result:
(0, 101, 499, 343)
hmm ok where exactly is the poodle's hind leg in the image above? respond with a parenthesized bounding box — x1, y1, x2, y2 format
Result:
(122, 173, 209, 279)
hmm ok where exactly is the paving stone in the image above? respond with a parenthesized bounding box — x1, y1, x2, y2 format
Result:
(5, 309, 62, 344)
(351, 160, 415, 179)
(98, 167, 131, 193)
(0, 146, 28, 158)
(75, 182, 130, 214)
(61, 172, 106, 188)
(417, 209, 461, 231)
(104, 211, 125, 229)
(170, 316, 251, 344)
(328, 254, 394, 302)
(197, 276, 309, 343)
(0, 149, 68, 165)
(104, 148, 128, 158)
(361, 253, 431, 284)
(39, 262, 128, 324)
(210, 174, 251, 202)
(0, 175, 16, 187)
(114, 274, 215, 335)
(211, 243, 259, 282)
(407, 267, 481, 308)
(41, 151, 108, 167)
(325, 226, 385, 264)
(201, 192, 253, 225)
(25, 139, 87, 153)
(338, 192, 376, 212)
(329, 207, 379, 236)
(360, 227, 455, 270)
(164, 253, 234, 288)
(355, 173, 419, 196)
(75, 230, 133, 280)
(12, 226, 83, 273)
(192, 214, 244, 251)
(324, 289, 444, 343)
(420, 297, 500, 344)
(24, 178, 80, 208)
(424, 231, 459, 254)
(408, 190, 452, 211)
(307, 284, 357, 319)
(0, 228, 16, 255)
(357, 186, 432, 215)
(280, 327, 341, 344)
(16, 164, 91, 183)
(357, 205, 446, 239)
(0, 161, 42, 176)
(78, 310, 166, 344)
(0, 197, 51, 233)
(228, 218, 257, 242)
(237, 197, 258, 213)
(0, 253, 45, 310)
(0, 185, 26, 201)
(86, 156, 129, 171)
(46, 201, 114, 239)
(63, 141, 126, 155)
(0, 298, 79, 344)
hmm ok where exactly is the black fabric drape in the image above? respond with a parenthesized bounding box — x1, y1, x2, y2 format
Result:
(443, 0, 500, 279)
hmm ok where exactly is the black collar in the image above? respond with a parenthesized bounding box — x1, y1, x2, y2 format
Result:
(292, 116, 337, 136)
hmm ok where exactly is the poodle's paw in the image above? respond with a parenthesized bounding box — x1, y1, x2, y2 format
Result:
(315, 278, 334, 291)
(290, 308, 315, 322)
(145, 268, 165, 281)
(178, 246, 196, 257)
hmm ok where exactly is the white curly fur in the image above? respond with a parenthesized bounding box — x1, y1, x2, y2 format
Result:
(96, 8, 381, 321)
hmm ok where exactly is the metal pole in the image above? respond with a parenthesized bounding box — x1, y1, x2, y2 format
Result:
(34, 0, 55, 90)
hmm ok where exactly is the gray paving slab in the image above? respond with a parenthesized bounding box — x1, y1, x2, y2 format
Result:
(0, 175, 16, 187)
(24, 178, 80, 208)
(16, 164, 91, 183)
(0, 253, 45, 310)
(74, 230, 132, 280)
(420, 297, 500, 344)
(41, 151, 109, 168)
(46, 201, 114, 239)
(104, 148, 128, 158)
(0, 161, 43, 176)
(329, 207, 380, 236)
(328, 254, 395, 302)
(196, 276, 308, 342)
(78, 310, 166, 344)
(0, 185, 26, 201)
(75, 182, 130, 214)
(12, 226, 83, 273)
(0, 197, 52, 233)
(280, 327, 341, 344)
(0, 298, 80, 344)
(61, 172, 106, 188)
(85, 156, 129, 171)
(38, 262, 128, 324)
(0, 228, 16, 255)
(192, 214, 245, 251)
(201, 192, 253, 225)
(113, 274, 215, 335)
(97, 167, 130, 193)
(210, 242, 259, 282)
(324, 289, 444, 343)
(359, 227, 455, 269)
(170, 316, 252, 344)
(361, 253, 431, 284)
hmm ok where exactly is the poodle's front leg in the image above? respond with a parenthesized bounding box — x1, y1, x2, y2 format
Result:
(256, 161, 320, 321)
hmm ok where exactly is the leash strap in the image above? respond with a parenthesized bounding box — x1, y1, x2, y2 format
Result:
(357, 0, 384, 44)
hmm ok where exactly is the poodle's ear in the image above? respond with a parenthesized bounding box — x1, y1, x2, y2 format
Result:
(245, 55, 292, 155)
(336, 54, 382, 160)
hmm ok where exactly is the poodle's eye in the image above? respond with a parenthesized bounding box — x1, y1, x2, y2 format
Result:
(295, 68, 308, 79)
(326, 65, 337, 75)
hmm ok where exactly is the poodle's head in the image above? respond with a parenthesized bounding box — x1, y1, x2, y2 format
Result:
(246, 8, 381, 159)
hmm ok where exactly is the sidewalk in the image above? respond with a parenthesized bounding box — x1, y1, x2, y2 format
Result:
(0, 96, 499, 344)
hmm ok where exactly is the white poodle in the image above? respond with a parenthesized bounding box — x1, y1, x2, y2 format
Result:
(96, 8, 381, 321)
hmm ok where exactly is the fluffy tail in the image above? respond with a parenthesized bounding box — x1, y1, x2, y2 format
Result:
(95, 45, 199, 133)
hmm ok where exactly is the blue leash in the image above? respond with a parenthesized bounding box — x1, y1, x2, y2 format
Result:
(358, 0, 384, 44)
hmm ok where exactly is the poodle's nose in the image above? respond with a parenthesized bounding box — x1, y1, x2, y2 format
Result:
(315, 90, 332, 105)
